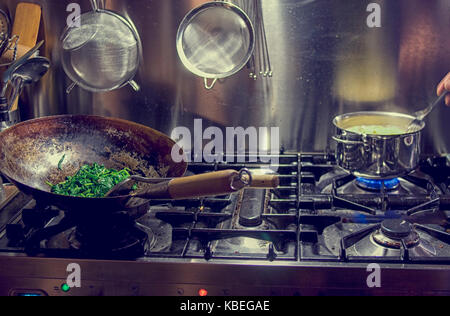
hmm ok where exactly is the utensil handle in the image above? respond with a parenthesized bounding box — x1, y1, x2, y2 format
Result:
(168, 169, 242, 199)
(128, 80, 140, 92)
(135, 170, 246, 200)
(66, 82, 76, 94)
(129, 173, 279, 189)
(90, 0, 99, 11)
(7, 77, 24, 112)
(415, 91, 449, 120)
(2, 40, 43, 84)
(250, 175, 280, 188)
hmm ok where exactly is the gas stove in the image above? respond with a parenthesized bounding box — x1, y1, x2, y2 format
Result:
(0, 153, 449, 296)
(299, 154, 450, 264)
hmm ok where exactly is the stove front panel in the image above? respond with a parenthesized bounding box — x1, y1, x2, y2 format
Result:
(1, 256, 450, 296)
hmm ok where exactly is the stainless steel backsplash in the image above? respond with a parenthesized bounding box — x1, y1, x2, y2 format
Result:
(1, 0, 449, 154)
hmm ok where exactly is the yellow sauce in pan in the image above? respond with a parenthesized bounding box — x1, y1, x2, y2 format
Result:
(346, 125, 406, 135)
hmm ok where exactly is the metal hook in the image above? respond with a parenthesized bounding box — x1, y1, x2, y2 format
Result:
(230, 168, 252, 191)
(204, 78, 218, 90)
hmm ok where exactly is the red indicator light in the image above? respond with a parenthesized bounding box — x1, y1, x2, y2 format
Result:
(198, 289, 208, 296)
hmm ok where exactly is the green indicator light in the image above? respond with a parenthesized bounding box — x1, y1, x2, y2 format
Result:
(61, 284, 71, 292)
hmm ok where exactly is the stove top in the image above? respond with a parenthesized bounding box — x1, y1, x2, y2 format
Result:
(1, 153, 450, 296)
(299, 154, 450, 263)
(0, 156, 299, 261)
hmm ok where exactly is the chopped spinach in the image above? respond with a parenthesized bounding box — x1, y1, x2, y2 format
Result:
(47, 163, 132, 198)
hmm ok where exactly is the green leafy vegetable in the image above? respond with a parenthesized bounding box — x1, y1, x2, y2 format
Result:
(47, 163, 132, 198)
(58, 154, 66, 170)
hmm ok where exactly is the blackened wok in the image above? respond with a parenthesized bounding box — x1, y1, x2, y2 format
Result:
(0, 115, 274, 215)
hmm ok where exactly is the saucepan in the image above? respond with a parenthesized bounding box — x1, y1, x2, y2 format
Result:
(332, 91, 450, 179)
(332, 111, 424, 179)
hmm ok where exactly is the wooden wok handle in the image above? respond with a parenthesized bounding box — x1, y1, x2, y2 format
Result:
(133, 170, 280, 200)
(168, 169, 240, 199)
(249, 175, 280, 188)
(134, 170, 241, 200)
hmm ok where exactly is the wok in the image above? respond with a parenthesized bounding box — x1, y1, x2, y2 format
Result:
(0, 115, 273, 215)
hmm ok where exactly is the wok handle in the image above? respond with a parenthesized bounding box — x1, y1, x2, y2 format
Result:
(250, 175, 280, 188)
(133, 170, 280, 200)
(168, 169, 242, 199)
(168, 171, 280, 198)
(134, 170, 243, 200)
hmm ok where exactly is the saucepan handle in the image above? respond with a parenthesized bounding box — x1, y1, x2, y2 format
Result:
(332, 135, 364, 145)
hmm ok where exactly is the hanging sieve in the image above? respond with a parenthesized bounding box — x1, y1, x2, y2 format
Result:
(60, 0, 142, 93)
(176, 1, 255, 90)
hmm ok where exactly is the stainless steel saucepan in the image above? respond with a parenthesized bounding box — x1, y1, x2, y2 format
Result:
(333, 91, 449, 179)
(332, 111, 425, 179)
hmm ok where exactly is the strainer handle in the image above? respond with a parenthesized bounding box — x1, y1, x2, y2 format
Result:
(204, 78, 218, 90)
(128, 80, 140, 92)
(90, 0, 103, 12)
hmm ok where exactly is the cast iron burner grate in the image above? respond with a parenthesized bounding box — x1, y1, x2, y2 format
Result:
(23, 210, 151, 259)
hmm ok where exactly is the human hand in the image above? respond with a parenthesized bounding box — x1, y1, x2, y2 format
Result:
(437, 72, 450, 106)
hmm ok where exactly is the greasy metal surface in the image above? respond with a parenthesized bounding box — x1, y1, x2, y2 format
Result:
(0, 0, 449, 154)
(0, 115, 186, 212)
(0, 184, 18, 209)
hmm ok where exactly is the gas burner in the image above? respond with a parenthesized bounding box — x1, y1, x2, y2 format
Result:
(356, 178, 400, 191)
(234, 217, 276, 231)
(66, 220, 150, 257)
(42, 213, 150, 258)
(372, 219, 420, 249)
(45, 213, 174, 257)
(236, 189, 268, 228)
(136, 214, 173, 253)
(321, 174, 428, 195)
(355, 229, 436, 259)
(319, 220, 442, 260)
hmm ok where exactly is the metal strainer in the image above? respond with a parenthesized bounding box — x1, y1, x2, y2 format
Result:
(61, 0, 142, 93)
(176, 1, 255, 90)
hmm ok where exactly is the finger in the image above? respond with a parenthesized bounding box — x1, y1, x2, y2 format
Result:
(446, 94, 450, 106)
(437, 72, 450, 96)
